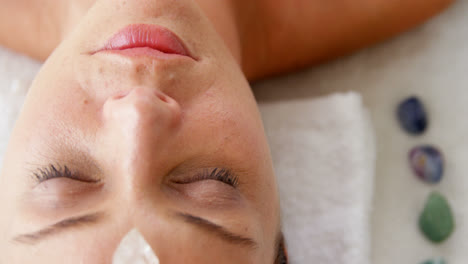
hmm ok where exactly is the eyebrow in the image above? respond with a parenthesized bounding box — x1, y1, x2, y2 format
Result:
(173, 212, 258, 250)
(12, 211, 257, 250)
(13, 212, 104, 245)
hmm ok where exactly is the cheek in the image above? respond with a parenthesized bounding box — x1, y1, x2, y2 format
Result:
(186, 93, 268, 161)
(19, 68, 100, 144)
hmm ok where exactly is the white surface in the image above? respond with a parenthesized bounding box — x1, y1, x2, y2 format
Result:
(0, 46, 40, 163)
(259, 93, 375, 264)
(254, 1, 468, 263)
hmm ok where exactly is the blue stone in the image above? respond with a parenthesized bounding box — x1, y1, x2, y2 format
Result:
(409, 146, 444, 184)
(420, 258, 446, 264)
(397, 97, 428, 135)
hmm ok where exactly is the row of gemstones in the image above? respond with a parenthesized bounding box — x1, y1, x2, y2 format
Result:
(398, 97, 455, 264)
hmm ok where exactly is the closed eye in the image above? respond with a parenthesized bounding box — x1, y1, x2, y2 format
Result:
(172, 168, 239, 188)
(32, 164, 99, 184)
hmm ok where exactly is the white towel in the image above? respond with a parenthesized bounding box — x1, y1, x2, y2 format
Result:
(259, 93, 375, 264)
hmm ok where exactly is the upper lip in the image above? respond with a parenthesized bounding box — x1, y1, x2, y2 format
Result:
(94, 24, 195, 59)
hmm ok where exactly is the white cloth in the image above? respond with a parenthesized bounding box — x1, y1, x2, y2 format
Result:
(259, 93, 375, 264)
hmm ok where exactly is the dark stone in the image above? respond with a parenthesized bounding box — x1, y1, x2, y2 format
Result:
(397, 97, 428, 135)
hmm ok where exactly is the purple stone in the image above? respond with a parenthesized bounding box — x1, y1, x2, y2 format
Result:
(409, 146, 444, 184)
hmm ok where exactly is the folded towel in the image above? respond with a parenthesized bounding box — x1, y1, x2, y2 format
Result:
(259, 93, 375, 264)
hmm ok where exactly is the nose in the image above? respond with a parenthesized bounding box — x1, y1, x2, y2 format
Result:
(103, 87, 181, 132)
(99, 87, 182, 190)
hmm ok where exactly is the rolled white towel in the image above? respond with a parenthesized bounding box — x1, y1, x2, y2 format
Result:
(259, 92, 376, 264)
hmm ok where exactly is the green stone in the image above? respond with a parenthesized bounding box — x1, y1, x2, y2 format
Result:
(419, 192, 455, 243)
(421, 258, 446, 264)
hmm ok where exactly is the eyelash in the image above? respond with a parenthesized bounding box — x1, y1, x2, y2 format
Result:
(174, 168, 240, 188)
(33, 165, 239, 187)
(33, 164, 95, 183)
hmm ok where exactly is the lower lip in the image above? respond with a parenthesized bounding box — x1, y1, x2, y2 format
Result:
(95, 24, 193, 60)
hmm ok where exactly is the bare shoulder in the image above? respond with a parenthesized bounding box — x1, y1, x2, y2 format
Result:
(0, 1, 64, 60)
(241, 0, 454, 81)
(0, 0, 95, 61)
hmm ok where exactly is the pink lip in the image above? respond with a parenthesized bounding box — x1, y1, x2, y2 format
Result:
(95, 24, 193, 59)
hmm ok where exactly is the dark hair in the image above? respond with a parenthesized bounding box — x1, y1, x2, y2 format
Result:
(274, 233, 288, 264)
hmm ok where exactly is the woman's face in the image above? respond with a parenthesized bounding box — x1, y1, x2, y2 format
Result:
(0, 0, 280, 263)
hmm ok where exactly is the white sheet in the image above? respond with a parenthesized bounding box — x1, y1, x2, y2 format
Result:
(0, 47, 40, 163)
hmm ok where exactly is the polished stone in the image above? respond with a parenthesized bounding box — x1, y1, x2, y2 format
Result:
(397, 97, 428, 135)
(419, 192, 455, 243)
(421, 258, 446, 264)
(409, 146, 444, 184)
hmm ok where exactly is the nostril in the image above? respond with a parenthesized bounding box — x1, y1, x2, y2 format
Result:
(155, 91, 169, 103)
(113, 90, 131, 100)
(107, 88, 179, 112)
(102, 88, 182, 134)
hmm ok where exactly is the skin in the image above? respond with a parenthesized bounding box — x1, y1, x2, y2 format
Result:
(0, 0, 453, 263)
(0, 0, 278, 263)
